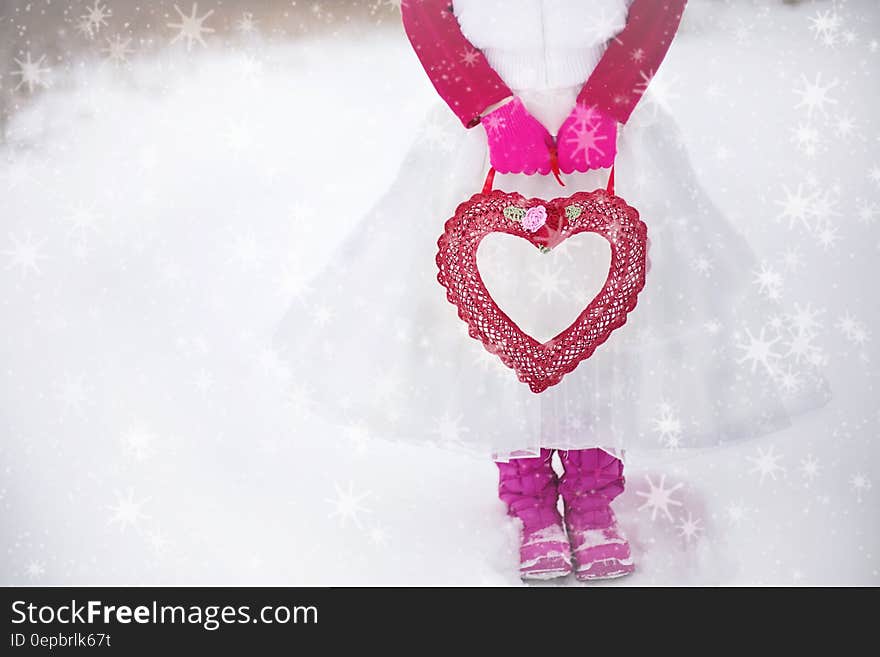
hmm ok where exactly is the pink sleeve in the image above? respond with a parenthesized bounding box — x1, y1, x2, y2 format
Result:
(578, 0, 688, 124)
(401, 0, 513, 129)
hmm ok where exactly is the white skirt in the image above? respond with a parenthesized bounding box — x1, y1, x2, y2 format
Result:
(275, 91, 830, 460)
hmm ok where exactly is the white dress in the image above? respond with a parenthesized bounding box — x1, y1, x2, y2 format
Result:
(275, 0, 830, 460)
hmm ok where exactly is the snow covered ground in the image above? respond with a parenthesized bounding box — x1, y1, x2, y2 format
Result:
(1, 0, 878, 585)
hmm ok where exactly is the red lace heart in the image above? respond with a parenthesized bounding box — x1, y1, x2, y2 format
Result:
(436, 173, 648, 393)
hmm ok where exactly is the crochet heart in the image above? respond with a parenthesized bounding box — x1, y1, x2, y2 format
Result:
(436, 187, 648, 393)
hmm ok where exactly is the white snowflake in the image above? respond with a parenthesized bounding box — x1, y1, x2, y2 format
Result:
(562, 123, 609, 162)
(810, 188, 841, 226)
(747, 446, 785, 484)
(799, 454, 820, 483)
(784, 327, 823, 364)
(636, 69, 680, 115)
(635, 474, 684, 522)
(691, 255, 713, 276)
(236, 12, 258, 34)
(481, 112, 506, 134)
(835, 312, 869, 345)
(432, 413, 469, 445)
(781, 247, 805, 271)
(791, 123, 820, 156)
(461, 49, 481, 67)
(82, 1, 111, 36)
(788, 303, 823, 336)
(76, 16, 97, 39)
(567, 104, 603, 128)
(808, 10, 842, 44)
(168, 3, 216, 51)
(794, 73, 839, 118)
(3, 232, 48, 276)
(326, 482, 372, 528)
(102, 35, 134, 66)
(676, 512, 703, 542)
(107, 489, 151, 532)
(834, 114, 857, 138)
(736, 327, 781, 374)
(588, 10, 622, 44)
(850, 474, 872, 496)
(122, 428, 156, 461)
(857, 202, 878, 225)
(11, 52, 51, 93)
(651, 403, 683, 448)
(703, 319, 722, 335)
(725, 501, 748, 526)
(776, 184, 816, 231)
(775, 367, 802, 395)
(529, 263, 569, 303)
(25, 561, 46, 579)
(815, 223, 840, 251)
(753, 262, 783, 299)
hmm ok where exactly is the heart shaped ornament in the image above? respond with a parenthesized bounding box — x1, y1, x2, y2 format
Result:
(436, 181, 648, 394)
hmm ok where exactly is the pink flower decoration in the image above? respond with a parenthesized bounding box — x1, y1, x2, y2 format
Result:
(522, 205, 547, 233)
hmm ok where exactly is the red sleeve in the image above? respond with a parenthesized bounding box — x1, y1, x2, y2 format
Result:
(578, 0, 688, 124)
(401, 0, 513, 128)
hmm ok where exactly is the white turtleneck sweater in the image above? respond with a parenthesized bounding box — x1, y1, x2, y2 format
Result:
(452, 0, 633, 131)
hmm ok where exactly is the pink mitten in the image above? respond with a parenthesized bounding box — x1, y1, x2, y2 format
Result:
(557, 104, 618, 174)
(481, 97, 553, 175)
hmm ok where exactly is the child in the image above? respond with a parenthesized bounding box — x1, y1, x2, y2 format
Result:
(276, 0, 828, 581)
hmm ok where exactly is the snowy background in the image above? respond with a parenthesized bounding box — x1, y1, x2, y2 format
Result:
(1, 0, 878, 585)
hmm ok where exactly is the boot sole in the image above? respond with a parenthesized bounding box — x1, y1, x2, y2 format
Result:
(522, 569, 574, 581)
(575, 558, 635, 581)
(520, 555, 573, 580)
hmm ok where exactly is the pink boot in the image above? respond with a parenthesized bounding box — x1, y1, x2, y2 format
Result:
(559, 448, 635, 581)
(497, 450, 572, 580)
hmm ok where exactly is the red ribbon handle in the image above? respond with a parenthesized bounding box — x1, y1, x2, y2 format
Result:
(549, 146, 566, 187)
(481, 167, 497, 195)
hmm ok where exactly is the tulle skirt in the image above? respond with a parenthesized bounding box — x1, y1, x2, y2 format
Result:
(274, 93, 830, 460)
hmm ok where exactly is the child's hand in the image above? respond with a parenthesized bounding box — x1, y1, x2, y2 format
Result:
(481, 97, 553, 175)
(557, 104, 618, 173)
